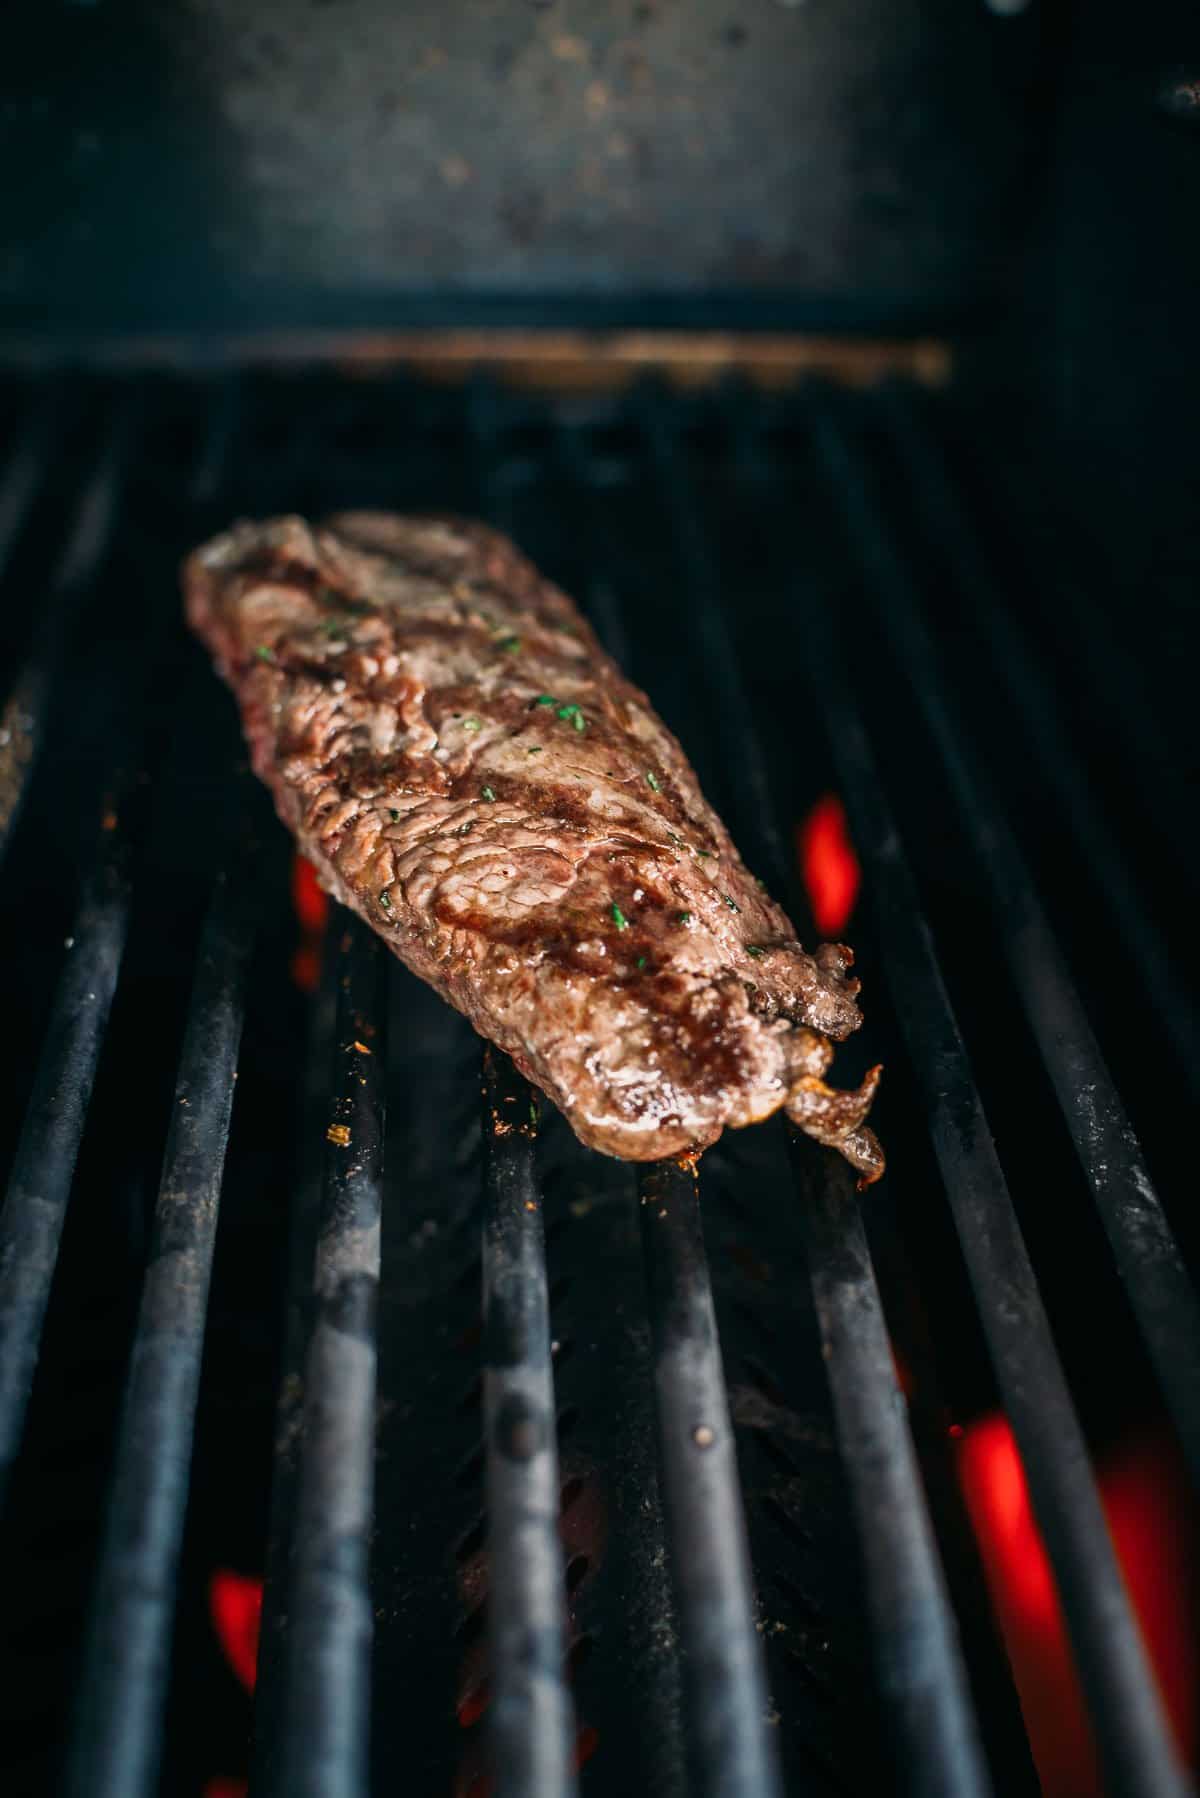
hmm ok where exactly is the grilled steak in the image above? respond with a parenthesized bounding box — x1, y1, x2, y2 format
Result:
(184, 514, 883, 1180)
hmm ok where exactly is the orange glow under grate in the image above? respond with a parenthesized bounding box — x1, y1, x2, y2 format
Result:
(957, 1415, 1196, 1797)
(209, 1569, 262, 1695)
(797, 794, 861, 937)
(290, 854, 330, 993)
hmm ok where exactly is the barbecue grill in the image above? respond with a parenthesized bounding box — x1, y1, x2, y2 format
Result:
(2, 4, 1199, 1797)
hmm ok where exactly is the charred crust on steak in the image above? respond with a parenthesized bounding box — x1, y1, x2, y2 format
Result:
(185, 512, 884, 1181)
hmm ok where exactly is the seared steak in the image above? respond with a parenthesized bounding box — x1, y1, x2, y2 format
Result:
(184, 514, 883, 1180)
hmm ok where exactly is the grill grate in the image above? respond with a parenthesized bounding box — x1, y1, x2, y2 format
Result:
(480, 1048, 578, 1798)
(0, 369, 1195, 1798)
(64, 862, 254, 1798)
(275, 917, 385, 1798)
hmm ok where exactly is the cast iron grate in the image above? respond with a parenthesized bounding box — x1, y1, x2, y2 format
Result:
(0, 369, 1195, 1798)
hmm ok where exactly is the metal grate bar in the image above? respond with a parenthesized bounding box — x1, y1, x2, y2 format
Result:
(63, 861, 255, 1798)
(189, 374, 243, 510)
(481, 1050, 579, 1798)
(637, 385, 791, 898)
(252, 948, 339, 1791)
(550, 421, 632, 667)
(635, 395, 990, 1796)
(809, 389, 1200, 1484)
(0, 380, 63, 578)
(275, 917, 386, 1798)
(879, 385, 1198, 1084)
(789, 1146, 993, 1798)
(0, 397, 138, 865)
(639, 1158, 783, 1798)
(795, 589, 1188, 1797)
(0, 794, 130, 1510)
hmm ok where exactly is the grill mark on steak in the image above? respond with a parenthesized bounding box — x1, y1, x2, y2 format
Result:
(184, 512, 883, 1180)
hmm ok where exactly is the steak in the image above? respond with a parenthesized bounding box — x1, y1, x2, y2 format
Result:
(184, 513, 883, 1180)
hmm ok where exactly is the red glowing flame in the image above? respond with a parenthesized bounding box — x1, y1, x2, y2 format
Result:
(575, 1724, 601, 1771)
(1104, 1435, 1198, 1768)
(457, 1681, 490, 1730)
(291, 854, 330, 993)
(458, 1727, 600, 1798)
(209, 1569, 263, 1695)
(797, 794, 860, 937)
(292, 944, 323, 995)
(957, 1415, 1196, 1797)
(202, 1783, 247, 1798)
(292, 854, 329, 935)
